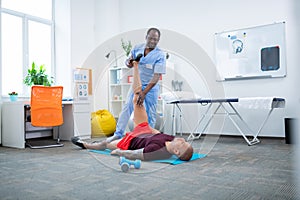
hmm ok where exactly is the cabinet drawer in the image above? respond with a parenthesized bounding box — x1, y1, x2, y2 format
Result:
(25, 122, 52, 131)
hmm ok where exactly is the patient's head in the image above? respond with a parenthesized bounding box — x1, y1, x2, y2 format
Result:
(169, 138, 193, 161)
(179, 143, 193, 161)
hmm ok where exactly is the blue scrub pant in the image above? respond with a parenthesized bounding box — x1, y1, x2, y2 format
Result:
(114, 84, 159, 138)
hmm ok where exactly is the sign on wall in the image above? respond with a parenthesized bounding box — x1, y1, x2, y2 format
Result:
(73, 68, 92, 100)
(214, 22, 286, 81)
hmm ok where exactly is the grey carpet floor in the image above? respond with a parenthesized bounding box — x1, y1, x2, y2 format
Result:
(0, 135, 299, 200)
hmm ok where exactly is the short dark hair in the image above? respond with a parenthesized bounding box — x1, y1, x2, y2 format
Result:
(179, 144, 193, 161)
(147, 27, 161, 38)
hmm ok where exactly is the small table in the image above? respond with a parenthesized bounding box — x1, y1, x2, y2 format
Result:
(167, 97, 285, 145)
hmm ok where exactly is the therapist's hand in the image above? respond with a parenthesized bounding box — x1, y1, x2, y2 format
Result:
(136, 91, 145, 106)
(126, 56, 134, 68)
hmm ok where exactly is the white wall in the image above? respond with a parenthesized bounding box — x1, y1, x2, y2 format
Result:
(55, 0, 72, 97)
(61, 0, 299, 137)
(115, 0, 296, 137)
(55, 0, 97, 97)
(94, 0, 120, 45)
(70, 0, 96, 68)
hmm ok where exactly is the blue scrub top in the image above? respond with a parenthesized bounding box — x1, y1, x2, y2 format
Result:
(130, 44, 166, 85)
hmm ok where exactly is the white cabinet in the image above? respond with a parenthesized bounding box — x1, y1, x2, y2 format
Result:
(73, 100, 91, 139)
(2, 101, 27, 148)
(109, 67, 133, 118)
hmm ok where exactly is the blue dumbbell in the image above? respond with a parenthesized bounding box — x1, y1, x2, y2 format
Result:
(119, 157, 141, 172)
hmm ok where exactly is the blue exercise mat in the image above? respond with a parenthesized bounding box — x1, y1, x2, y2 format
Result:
(89, 149, 206, 165)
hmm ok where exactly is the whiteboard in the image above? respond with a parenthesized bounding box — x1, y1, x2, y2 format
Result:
(214, 22, 286, 81)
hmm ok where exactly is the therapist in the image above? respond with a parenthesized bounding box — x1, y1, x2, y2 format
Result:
(107, 27, 166, 143)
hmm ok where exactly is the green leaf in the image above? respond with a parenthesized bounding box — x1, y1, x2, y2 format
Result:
(121, 39, 132, 57)
(23, 62, 54, 86)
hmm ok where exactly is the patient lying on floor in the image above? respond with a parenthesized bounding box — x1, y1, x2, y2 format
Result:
(71, 60, 193, 161)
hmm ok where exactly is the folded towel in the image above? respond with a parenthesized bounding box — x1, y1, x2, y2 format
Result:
(238, 97, 275, 109)
(160, 91, 200, 103)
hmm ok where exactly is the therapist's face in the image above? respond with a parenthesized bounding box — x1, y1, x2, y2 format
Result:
(146, 30, 160, 49)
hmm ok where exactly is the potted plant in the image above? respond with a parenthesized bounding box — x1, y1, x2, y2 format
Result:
(121, 39, 132, 57)
(8, 91, 18, 101)
(24, 62, 54, 86)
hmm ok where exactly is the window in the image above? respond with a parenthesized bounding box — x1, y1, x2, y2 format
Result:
(1, 0, 54, 96)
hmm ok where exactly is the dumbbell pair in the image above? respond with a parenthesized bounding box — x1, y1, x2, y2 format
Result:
(119, 156, 141, 172)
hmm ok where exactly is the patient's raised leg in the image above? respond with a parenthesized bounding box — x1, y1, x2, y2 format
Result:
(132, 61, 148, 127)
(131, 62, 160, 134)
